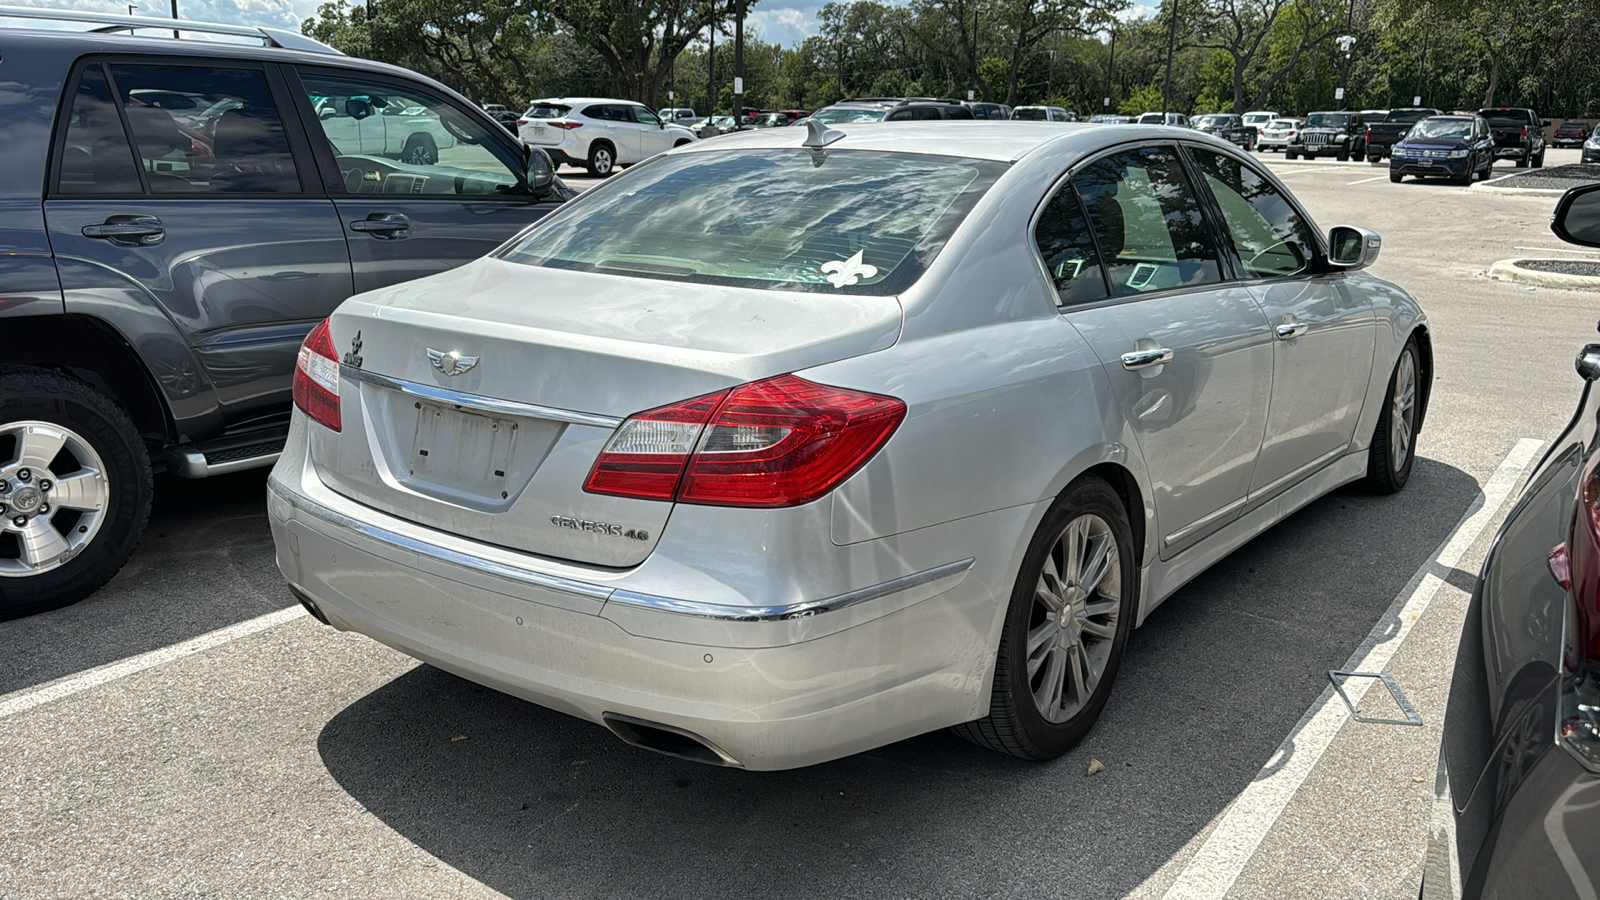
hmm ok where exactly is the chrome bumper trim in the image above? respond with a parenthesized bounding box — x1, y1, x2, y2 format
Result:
(168, 448, 282, 478)
(344, 367, 624, 429)
(607, 558, 975, 622)
(270, 479, 612, 601)
(271, 478, 974, 621)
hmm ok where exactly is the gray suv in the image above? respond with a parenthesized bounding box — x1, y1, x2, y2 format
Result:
(0, 10, 572, 618)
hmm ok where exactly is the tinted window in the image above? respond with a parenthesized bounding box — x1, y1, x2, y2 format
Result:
(1071, 146, 1222, 295)
(1033, 185, 1109, 306)
(1304, 113, 1352, 127)
(631, 106, 662, 126)
(1389, 109, 1436, 125)
(948, 106, 974, 119)
(1482, 111, 1531, 127)
(56, 65, 141, 194)
(1014, 108, 1046, 121)
(1190, 149, 1318, 279)
(525, 103, 572, 119)
(498, 149, 1008, 295)
(110, 64, 299, 194)
(299, 71, 524, 197)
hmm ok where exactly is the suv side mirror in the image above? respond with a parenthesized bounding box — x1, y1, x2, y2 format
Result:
(526, 146, 554, 193)
(1553, 184, 1600, 248)
(1327, 225, 1381, 269)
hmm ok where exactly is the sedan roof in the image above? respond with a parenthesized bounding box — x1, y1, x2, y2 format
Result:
(668, 120, 1203, 162)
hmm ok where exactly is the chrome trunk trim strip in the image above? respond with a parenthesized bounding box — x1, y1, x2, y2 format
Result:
(344, 367, 624, 429)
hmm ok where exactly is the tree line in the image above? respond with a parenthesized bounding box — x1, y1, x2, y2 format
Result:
(302, 0, 1600, 118)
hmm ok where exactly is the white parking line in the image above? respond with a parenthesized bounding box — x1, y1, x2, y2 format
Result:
(1155, 437, 1544, 900)
(0, 606, 306, 720)
(1347, 175, 1389, 185)
(1515, 246, 1600, 255)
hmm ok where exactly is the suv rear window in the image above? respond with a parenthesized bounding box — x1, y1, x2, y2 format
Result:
(1014, 108, 1047, 120)
(497, 149, 1008, 295)
(1482, 111, 1531, 127)
(524, 104, 572, 119)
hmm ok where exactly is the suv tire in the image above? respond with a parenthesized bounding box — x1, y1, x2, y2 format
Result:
(1532, 149, 1545, 168)
(400, 134, 438, 166)
(0, 367, 152, 619)
(587, 141, 616, 177)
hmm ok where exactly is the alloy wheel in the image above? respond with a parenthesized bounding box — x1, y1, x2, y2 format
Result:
(0, 421, 111, 577)
(1027, 513, 1122, 723)
(1389, 349, 1418, 471)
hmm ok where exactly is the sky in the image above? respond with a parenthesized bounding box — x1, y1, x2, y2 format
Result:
(2, 0, 1154, 51)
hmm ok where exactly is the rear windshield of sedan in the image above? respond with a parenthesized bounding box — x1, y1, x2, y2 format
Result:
(497, 149, 1008, 295)
(1304, 113, 1352, 127)
(1408, 119, 1472, 140)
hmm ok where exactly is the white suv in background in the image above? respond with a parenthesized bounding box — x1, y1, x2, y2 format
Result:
(518, 98, 697, 176)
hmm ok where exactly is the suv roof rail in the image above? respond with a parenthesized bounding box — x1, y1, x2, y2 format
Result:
(0, 5, 344, 55)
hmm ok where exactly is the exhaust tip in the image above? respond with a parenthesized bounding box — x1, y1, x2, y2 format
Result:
(287, 585, 331, 626)
(603, 713, 742, 768)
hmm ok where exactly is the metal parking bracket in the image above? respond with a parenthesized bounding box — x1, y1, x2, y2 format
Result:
(1328, 670, 1423, 726)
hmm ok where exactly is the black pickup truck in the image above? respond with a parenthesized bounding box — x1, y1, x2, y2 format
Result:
(1192, 113, 1257, 151)
(1478, 107, 1548, 168)
(1365, 107, 1440, 161)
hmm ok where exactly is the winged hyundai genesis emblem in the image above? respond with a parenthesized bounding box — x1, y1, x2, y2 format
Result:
(426, 348, 479, 377)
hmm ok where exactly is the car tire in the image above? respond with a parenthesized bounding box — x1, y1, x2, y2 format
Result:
(1390, 172, 1403, 183)
(673, 139, 691, 148)
(952, 474, 1138, 760)
(587, 142, 616, 177)
(1368, 155, 1382, 164)
(400, 134, 438, 166)
(1337, 149, 1350, 162)
(1286, 150, 1299, 160)
(1364, 337, 1422, 494)
(1515, 152, 1528, 168)
(1533, 150, 1545, 168)
(0, 367, 152, 620)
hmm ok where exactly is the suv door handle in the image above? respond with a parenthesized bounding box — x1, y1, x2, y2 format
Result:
(1276, 321, 1310, 340)
(1121, 348, 1174, 370)
(82, 216, 164, 244)
(348, 213, 410, 236)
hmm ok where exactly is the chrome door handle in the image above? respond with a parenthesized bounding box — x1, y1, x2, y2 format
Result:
(1275, 322, 1310, 340)
(1121, 348, 1174, 371)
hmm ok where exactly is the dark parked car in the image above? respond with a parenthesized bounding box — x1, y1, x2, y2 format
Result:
(1422, 184, 1600, 899)
(0, 9, 571, 618)
(1365, 107, 1441, 161)
(883, 102, 975, 121)
(1478, 107, 1547, 168)
(1553, 120, 1592, 148)
(1191, 113, 1257, 151)
(965, 101, 1012, 120)
(1585, 125, 1600, 163)
(1287, 110, 1367, 161)
(1389, 115, 1495, 184)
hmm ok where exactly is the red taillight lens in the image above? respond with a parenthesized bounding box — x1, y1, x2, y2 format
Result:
(554, 121, 583, 129)
(1555, 455, 1600, 664)
(292, 318, 341, 432)
(1365, 126, 1372, 143)
(1521, 126, 1528, 139)
(516, 118, 528, 126)
(584, 374, 906, 508)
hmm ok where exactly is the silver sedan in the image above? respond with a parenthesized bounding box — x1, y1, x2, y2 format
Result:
(268, 121, 1429, 770)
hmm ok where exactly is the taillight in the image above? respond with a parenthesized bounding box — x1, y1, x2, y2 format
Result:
(554, 121, 583, 130)
(292, 318, 341, 432)
(1552, 451, 1600, 772)
(516, 118, 528, 126)
(1365, 126, 1372, 143)
(1521, 126, 1528, 140)
(584, 374, 905, 508)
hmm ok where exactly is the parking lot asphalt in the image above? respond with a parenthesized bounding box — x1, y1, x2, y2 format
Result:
(2, 148, 1596, 900)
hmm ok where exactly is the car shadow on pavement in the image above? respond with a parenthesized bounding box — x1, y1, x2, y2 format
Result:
(316, 454, 1484, 899)
(0, 469, 293, 696)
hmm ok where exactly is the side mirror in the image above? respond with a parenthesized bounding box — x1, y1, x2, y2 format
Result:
(1327, 225, 1381, 269)
(526, 146, 554, 193)
(345, 98, 373, 120)
(1551, 183, 1600, 248)
(659, 121, 665, 129)
(1578, 343, 1600, 382)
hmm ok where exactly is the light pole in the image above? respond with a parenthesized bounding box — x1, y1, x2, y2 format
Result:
(706, 20, 716, 118)
(1161, 0, 1178, 117)
(1336, 34, 1355, 109)
(732, 0, 745, 127)
(1414, 24, 1429, 106)
(1105, 28, 1116, 113)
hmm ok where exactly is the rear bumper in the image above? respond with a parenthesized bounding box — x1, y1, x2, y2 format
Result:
(1583, 148, 1600, 163)
(266, 416, 1021, 770)
(1492, 144, 1532, 158)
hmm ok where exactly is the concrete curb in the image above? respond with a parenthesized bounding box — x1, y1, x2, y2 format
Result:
(1488, 258, 1600, 289)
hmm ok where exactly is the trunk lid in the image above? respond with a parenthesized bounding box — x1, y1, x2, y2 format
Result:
(309, 258, 903, 567)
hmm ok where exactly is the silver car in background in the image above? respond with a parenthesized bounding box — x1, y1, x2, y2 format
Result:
(268, 122, 1430, 770)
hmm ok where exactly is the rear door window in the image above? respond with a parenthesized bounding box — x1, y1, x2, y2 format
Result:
(108, 63, 302, 194)
(1033, 184, 1110, 306)
(1071, 145, 1223, 296)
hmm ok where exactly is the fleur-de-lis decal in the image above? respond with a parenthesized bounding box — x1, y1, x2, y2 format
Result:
(820, 250, 879, 287)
